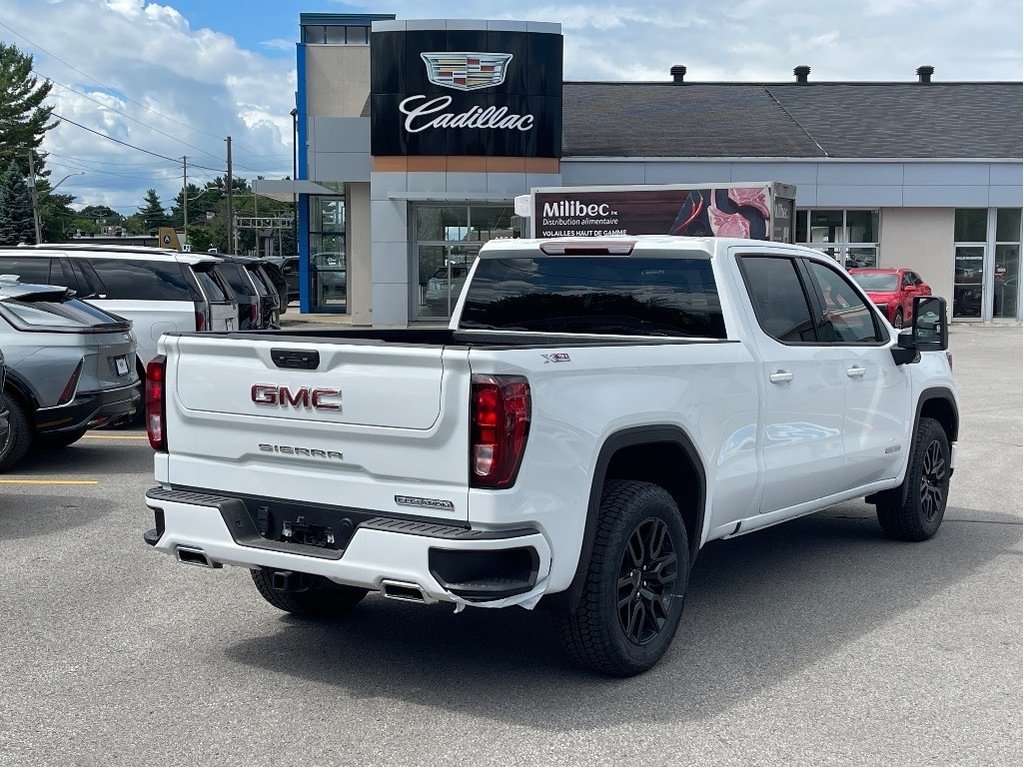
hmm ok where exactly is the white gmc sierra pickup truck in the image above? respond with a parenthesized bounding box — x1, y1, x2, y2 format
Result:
(143, 236, 959, 676)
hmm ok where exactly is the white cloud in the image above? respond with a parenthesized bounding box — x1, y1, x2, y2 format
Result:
(1, 0, 295, 212)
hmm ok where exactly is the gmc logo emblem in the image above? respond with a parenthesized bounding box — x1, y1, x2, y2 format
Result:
(251, 384, 342, 411)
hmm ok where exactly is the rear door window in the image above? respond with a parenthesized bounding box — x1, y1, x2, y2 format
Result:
(192, 263, 230, 302)
(215, 264, 256, 297)
(459, 255, 725, 338)
(86, 258, 193, 300)
(0, 256, 56, 286)
(738, 256, 818, 343)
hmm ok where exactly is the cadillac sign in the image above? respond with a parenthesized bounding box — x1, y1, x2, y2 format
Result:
(371, 28, 562, 157)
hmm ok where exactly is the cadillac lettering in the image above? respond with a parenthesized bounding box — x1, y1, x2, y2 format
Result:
(399, 95, 534, 133)
(250, 384, 342, 411)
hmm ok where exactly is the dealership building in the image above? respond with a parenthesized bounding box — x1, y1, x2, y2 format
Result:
(254, 13, 1023, 325)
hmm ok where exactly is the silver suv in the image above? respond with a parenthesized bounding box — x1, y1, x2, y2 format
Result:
(0, 244, 238, 374)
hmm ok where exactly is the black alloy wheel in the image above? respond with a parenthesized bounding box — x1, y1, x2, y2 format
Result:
(919, 437, 947, 521)
(617, 517, 679, 645)
(553, 480, 690, 677)
(875, 416, 950, 541)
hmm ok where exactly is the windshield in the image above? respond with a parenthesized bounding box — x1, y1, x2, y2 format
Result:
(851, 272, 899, 291)
(459, 255, 726, 338)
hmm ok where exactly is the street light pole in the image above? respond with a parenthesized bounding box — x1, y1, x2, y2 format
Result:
(30, 169, 84, 244)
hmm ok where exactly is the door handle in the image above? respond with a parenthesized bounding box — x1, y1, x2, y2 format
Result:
(769, 370, 794, 384)
(846, 365, 866, 379)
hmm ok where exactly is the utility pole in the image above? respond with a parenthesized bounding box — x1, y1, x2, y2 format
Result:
(225, 136, 234, 254)
(26, 152, 42, 244)
(182, 156, 188, 243)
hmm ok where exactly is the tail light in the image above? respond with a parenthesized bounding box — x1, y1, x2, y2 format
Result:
(58, 358, 84, 405)
(195, 301, 210, 331)
(248, 301, 258, 327)
(146, 355, 167, 451)
(470, 374, 531, 489)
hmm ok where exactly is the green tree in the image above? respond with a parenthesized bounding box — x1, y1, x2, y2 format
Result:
(40, 186, 76, 242)
(137, 188, 168, 233)
(0, 43, 56, 176)
(0, 160, 35, 245)
(185, 225, 214, 253)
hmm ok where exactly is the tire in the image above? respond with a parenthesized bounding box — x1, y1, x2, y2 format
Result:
(875, 417, 950, 541)
(893, 309, 904, 329)
(0, 394, 33, 472)
(250, 567, 367, 618)
(553, 480, 690, 677)
(39, 427, 89, 449)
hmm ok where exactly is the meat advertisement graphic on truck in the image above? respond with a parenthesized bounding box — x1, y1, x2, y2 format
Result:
(529, 182, 796, 242)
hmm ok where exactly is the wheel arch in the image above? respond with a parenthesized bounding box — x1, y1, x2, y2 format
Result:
(2, 370, 40, 421)
(916, 387, 959, 446)
(544, 425, 707, 610)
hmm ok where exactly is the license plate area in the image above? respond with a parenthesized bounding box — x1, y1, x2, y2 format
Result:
(280, 516, 341, 549)
(114, 355, 130, 376)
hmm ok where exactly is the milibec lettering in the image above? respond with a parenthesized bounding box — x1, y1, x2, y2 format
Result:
(541, 201, 613, 218)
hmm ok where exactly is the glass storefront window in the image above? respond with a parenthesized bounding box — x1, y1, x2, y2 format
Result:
(993, 244, 1019, 319)
(415, 207, 468, 242)
(309, 195, 346, 311)
(953, 246, 984, 319)
(954, 209, 987, 242)
(797, 209, 879, 268)
(997, 208, 1022, 241)
(412, 204, 514, 321)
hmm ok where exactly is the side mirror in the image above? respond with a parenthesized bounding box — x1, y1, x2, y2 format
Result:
(892, 296, 948, 365)
(912, 295, 948, 351)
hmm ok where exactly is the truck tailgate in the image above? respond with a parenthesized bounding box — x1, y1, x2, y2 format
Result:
(161, 335, 471, 522)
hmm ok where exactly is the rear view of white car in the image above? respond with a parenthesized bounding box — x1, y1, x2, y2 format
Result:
(0, 245, 238, 375)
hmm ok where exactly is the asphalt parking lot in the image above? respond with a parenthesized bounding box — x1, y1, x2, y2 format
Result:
(0, 325, 1020, 766)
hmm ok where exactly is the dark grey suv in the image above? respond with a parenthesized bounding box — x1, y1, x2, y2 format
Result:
(0, 277, 140, 471)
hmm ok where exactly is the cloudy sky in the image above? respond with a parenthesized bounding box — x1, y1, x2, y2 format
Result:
(0, 0, 1020, 214)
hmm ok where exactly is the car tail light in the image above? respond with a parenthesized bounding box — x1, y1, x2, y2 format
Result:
(249, 301, 258, 327)
(58, 358, 85, 405)
(195, 301, 210, 331)
(146, 355, 167, 451)
(470, 374, 531, 489)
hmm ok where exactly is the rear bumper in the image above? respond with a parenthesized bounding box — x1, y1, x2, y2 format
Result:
(36, 382, 140, 435)
(144, 487, 552, 609)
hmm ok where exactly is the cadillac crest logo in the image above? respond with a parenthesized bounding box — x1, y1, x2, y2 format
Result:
(420, 52, 513, 91)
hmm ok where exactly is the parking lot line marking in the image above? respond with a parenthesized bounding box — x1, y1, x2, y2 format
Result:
(0, 479, 99, 485)
(82, 434, 149, 441)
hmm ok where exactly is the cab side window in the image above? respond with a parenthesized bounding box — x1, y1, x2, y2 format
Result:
(806, 261, 883, 343)
(739, 256, 817, 343)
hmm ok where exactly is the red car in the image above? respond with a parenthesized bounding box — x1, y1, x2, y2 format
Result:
(848, 268, 932, 329)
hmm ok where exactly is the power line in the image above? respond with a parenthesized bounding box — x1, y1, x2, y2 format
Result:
(41, 75, 226, 164)
(51, 111, 226, 173)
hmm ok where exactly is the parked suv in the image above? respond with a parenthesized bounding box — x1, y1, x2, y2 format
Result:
(0, 277, 140, 470)
(849, 267, 932, 329)
(0, 245, 238, 373)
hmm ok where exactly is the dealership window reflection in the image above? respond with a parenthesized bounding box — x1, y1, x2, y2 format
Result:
(795, 209, 879, 267)
(309, 196, 346, 311)
(413, 204, 516, 321)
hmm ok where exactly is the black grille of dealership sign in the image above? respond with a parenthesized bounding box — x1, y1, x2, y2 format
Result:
(370, 29, 562, 157)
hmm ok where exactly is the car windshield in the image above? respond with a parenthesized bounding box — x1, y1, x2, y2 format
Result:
(852, 273, 899, 291)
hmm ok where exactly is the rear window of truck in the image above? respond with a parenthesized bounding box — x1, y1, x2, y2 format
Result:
(459, 256, 725, 338)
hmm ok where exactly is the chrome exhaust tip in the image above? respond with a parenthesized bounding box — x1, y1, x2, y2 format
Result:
(381, 580, 427, 603)
(175, 545, 220, 569)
